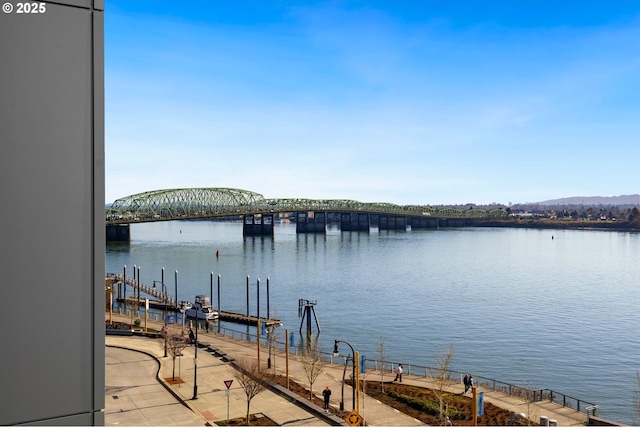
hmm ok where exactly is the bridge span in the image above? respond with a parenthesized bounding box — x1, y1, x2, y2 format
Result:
(106, 187, 507, 241)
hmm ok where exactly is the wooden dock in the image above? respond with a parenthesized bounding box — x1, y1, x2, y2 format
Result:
(116, 298, 280, 327)
(108, 273, 280, 328)
(117, 297, 176, 311)
(218, 311, 281, 327)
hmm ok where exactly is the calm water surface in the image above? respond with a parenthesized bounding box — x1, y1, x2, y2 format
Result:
(106, 221, 640, 424)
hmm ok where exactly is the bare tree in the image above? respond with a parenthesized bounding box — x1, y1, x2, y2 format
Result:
(377, 337, 387, 392)
(515, 380, 537, 426)
(431, 344, 455, 423)
(266, 323, 280, 374)
(229, 357, 269, 425)
(162, 324, 189, 381)
(300, 340, 326, 401)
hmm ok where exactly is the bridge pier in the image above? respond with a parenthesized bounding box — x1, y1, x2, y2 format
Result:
(106, 224, 130, 242)
(243, 214, 274, 236)
(378, 214, 407, 230)
(341, 212, 370, 232)
(408, 217, 440, 229)
(433, 218, 471, 228)
(295, 212, 327, 233)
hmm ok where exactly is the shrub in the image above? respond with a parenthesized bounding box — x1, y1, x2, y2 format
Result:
(387, 391, 466, 420)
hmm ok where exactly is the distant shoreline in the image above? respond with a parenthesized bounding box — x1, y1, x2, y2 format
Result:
(473, 219, 640, 231)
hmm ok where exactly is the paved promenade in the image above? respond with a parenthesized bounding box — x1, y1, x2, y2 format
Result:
(105, 313, 588, 426)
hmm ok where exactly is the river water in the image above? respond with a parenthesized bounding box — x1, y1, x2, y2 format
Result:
(106, 221, 640, 424)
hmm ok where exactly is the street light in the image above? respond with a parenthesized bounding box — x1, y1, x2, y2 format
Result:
(179, 301, 191, 333)
(153, 280, 168, 357)
(333, 339, 356, 411)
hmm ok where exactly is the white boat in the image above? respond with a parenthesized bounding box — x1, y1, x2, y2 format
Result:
(185, 295, 218, 320)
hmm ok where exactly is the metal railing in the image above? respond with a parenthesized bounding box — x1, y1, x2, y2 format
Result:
(107, 273, 177, 308)
(215, 325, 596, 415)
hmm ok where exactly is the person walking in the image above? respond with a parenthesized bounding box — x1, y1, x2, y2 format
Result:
(394, 364, 403, 382)
(205, 319, 210, 333)
(463, 373, 470, 394)
(322, 385, 332, 413)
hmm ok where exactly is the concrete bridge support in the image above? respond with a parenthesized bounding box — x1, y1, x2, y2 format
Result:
(437, 218, 470, 227)
(377, 214, 407, 230)
(106, 224, 130, 242)
(243, 214, 275, 236)
(341, 212, 370, 232)
(408, 217, 440, 229)
(296, 212, 327, 233)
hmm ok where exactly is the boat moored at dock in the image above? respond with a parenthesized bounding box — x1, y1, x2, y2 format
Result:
(186, 295, 218, 320)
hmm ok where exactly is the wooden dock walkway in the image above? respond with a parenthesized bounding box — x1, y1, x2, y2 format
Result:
(106, 273, 177, 308)
(115, 298, 281, 327)
(218, 310, 281, 327)
(117, 297, 175, 311)
(108, 273, 280, 327)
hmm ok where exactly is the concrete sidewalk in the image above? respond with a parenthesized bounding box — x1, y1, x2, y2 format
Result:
(106, 334, 338, 426)
(105, 313, 588, 426)
(105, 312, 424, 426)
(106, 345, 207, 425)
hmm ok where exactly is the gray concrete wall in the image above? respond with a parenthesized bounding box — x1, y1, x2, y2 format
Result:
(0, 0, 104, 424)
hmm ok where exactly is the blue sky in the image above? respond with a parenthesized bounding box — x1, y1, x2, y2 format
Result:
(105, 1, 640, 205)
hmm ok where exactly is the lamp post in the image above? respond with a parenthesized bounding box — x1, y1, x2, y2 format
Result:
(153, 280, 168, 357)
(179, 301, 191, 333)
(334, 339, 356, 411)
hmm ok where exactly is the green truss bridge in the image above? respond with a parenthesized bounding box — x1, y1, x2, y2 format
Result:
(105, 187, 507, 241)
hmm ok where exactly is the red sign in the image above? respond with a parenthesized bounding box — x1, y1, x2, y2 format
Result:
(224, 380, 233, 389)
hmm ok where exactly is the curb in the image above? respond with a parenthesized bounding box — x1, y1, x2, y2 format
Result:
(264, 381, 348, 426)
(108, 340, 344, 426)
(106, 344, 203, 416)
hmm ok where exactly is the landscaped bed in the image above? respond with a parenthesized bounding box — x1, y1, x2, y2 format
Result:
(267, 375, 528, 426)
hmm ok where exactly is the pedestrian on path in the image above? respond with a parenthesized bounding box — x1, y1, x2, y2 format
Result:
(463, 373, 470, 394)
(322, 385, 331, 413)
(394, 364, 403, 382)
(205, 320, 210, 333)
(188, 327, 195, 344)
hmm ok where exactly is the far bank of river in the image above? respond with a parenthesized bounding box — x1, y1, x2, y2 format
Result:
(474, 218, 640, 231)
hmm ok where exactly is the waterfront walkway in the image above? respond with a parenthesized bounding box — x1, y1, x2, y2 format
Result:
(105, 313, 588, 426)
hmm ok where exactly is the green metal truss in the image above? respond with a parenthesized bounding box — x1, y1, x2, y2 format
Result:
(105, 187, 507, 224)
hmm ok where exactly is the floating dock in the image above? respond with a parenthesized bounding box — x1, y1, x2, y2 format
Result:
(116, 298, 280, 327)
(117, 297, 176, 311)
(218, 311, 281, 327)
